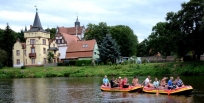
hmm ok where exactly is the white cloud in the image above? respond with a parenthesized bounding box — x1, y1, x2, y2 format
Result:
(0, 0, 190, 43)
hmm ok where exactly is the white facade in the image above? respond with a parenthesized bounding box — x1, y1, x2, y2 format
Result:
(58, 46, 67, 59)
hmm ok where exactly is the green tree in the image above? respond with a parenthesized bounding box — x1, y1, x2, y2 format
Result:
(84, 22, 109, 44)
(0, 24, 17, 66)
(16, 30, 25, 42)
(137, 39, 150, 57)
(165, 0, 204, 60)
(47, 52, 54, 63)
(110, 25, 138, 57)
(0, 49, 7, 65)
(45, 28, 56, 39)
(148, 22, 176, 58)
(99, 34, 120, 64)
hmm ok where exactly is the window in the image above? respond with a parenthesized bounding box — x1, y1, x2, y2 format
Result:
(44, 58, 46, 64)
(17, 59, 20, 65)
(31, 58, 35, 64)
(26, 59, 27, 64)
(82, 44, 88, 48)
(94, 52, 96, 55)
(53, 44, 55, 47)
(31, 48, 35, 53)
(58, 40, 60, 43)
(62, 39, 64, 43)
(43, 39, 46, 45)
(16, 50, 20, 56)
(43, 48, 46, 54)
(24, 50, 26, 56)
(30, 39, 35, 44)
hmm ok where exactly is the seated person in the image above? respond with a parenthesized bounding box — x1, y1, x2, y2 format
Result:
(110, 77, 118, 88)
(103, 75, 110, 86)
(147, 80, 154, 88)
(132, 76, 139, 86)
(176, 76, 184, 87)
(122, 77, 129, 88)
(160, 77, 168, 87)
(153, 78, 159, 88)
(167, 76, 174, 90)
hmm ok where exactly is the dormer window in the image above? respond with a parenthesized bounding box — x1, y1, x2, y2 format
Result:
(82, 44, 88, 48)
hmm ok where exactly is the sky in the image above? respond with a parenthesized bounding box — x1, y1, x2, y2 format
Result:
(0, 0, 190, 42)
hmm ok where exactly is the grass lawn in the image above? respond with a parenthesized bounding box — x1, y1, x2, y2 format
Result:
(0, 62, 203, 78)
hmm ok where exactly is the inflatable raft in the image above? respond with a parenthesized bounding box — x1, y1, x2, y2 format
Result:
(142, 85, 193, 95)
(101, 85, 143, 92)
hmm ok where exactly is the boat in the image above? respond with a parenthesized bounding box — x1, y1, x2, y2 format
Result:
(142, 85, 193, 95)
(101, 85, 143, 92)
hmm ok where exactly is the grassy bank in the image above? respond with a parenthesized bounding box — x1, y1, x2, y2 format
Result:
(0, 62, 204, 78)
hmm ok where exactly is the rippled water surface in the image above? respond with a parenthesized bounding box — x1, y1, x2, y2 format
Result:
(0, 76, 203, 103)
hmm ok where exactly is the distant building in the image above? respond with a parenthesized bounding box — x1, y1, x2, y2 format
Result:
(12, 9, 59, 67)
(55, 16, 99, 61)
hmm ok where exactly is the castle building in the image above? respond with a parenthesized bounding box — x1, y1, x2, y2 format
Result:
(12, 9, 59, 67)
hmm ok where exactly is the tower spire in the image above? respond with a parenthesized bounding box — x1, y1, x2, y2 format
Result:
(27, 7, 46, 32)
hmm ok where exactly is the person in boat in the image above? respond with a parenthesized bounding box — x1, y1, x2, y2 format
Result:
(160, 77, 168, 88)
(122, 77, 129, 88)
(144, 75, 150, 86)
(176, 76, 184, 87)
(103, 75, 110, 86)
(110, 77, 119, 88)
(132, 76, 139, 86)
(147, 80, 154, 88)
(118, 76, 123, 87)
(167, 76, 174, 90)
(153, 77, 159, 88)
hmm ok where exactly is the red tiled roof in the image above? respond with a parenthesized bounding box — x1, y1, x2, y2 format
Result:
(66, 40, 96, 52)
(66, 51, 93, 58)
(58, 26, 84, 35)
(61, 33, 79, 45)
(65, 40, 96, 59)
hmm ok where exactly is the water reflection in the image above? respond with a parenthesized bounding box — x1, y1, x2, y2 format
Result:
(0, 77, 202, 103)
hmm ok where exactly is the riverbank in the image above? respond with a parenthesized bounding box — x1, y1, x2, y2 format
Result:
(0, 62, 204, 78)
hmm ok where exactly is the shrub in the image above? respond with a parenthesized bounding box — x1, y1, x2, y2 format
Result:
(69, 60, 76, 66)
(21, 66, 26, 69)
(76, 60, 92, 66)
(64, 62, 69, 66)
(57, 62, 63, 66)
(0, 64, 2, 69)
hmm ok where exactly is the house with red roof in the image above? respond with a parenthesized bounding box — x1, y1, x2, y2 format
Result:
(55, 17, 99, 61)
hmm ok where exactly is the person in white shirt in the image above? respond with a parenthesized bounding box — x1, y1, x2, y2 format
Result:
(144, 75, 150, 86)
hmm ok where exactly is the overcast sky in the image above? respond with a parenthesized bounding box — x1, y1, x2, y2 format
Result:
(0, 0, 189, 42)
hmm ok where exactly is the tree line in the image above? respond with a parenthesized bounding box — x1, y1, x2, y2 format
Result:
(137, 0, 204, 61)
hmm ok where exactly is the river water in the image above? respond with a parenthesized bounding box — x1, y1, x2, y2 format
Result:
(0, 76, 203, 103)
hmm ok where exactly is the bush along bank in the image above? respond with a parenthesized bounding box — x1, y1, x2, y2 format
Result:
(0, 62, 203, 78)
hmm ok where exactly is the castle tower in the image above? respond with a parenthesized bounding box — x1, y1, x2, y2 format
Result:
(23, 8, 50, 66)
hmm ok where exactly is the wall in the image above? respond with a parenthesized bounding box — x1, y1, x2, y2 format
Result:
(13, 41, 25, 68)
(92, 43, 99, 60)
(24, 31, 50, 66)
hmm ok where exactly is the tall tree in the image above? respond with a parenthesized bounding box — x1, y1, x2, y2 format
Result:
(137, 39, 150, 57)
(84, 22, 109, 44)
(0, 24, 17, 66)
(166, 0, 204, 60)
(0, 49, 7, 65)
(110, 25, 138, 57)
(99, 34, 120, 64)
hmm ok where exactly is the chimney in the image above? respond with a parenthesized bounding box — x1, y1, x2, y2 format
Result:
(30, 25, 33, 29)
